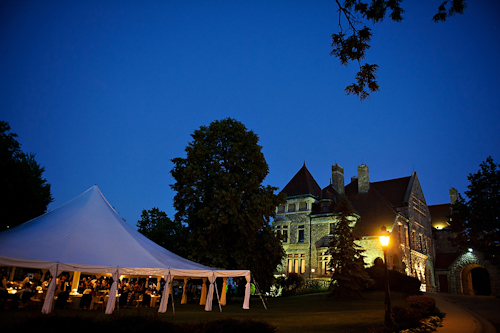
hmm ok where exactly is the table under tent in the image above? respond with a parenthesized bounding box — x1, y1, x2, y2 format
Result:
(0, 186, 252, 314)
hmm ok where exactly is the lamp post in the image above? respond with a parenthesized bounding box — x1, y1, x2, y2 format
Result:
(379, 226, 392, 326)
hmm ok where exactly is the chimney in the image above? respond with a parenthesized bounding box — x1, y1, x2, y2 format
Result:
(332, 164, 345, 194)
(449, 187, 458, 204)
(358, 164, 369, 193)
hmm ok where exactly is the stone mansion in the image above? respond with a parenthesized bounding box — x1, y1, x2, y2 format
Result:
(272, 163, 499, 296)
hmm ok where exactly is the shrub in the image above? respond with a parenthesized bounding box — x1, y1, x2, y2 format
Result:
(365, 266, 421, 295)
(407, 295, 438, 317)
(392, 306, 424, 331)
(398, 316, 443, 333)
(4, 315, 276, 333)
(276, 273, 304, 296)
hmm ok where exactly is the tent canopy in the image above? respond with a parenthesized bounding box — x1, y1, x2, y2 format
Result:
(0, 186, 251, 313)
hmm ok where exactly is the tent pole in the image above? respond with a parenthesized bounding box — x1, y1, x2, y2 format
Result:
(252, 276, 268, 310)
(170, 290, 175, 314)
(214, 278, 222, 312)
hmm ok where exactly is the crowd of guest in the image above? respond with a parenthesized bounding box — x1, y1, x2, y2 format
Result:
(1, 271, 239, 311)
(117, 279, 160, 308)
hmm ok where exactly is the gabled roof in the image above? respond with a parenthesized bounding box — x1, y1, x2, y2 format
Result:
(370, 175, 412, 208)
(281, 163, 321, 198)
(345, 180, 399, 237)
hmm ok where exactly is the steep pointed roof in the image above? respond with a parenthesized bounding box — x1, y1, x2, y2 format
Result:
(281, 163, 321, 198)
(345, 174, 414, 237)
(0, 186, 212, 270)
(370, 175, 412, 208)
(345, 182, 399, 237)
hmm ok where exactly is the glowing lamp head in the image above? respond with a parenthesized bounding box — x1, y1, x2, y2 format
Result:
(379, 226, 390, 247)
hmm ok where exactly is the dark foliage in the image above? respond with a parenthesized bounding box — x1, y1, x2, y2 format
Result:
(327, 195, 374, 300)
(170, 118, 285, 291)
(332, 0, 467, 100)
(0, 121, 53, 230)
(407, 295, 440, 318)
(3, 315, 277, 333)
(365, 266, 421, 295)
(276, 273, 305, 296)
(137, 207, 187, 257)
(392, 306, 424, 330)
(450, 157, 500, 261)
(391, 295, 441, 331)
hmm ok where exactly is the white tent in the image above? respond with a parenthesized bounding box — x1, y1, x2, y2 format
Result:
(0, 185, 251, 314)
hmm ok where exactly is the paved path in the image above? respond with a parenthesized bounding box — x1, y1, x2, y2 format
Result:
(429, 293, 497, 333)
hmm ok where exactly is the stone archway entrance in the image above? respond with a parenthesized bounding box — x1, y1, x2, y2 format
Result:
(461, 264, 492, 295)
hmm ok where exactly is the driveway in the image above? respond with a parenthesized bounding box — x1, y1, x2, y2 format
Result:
(430, 293, 499, 333)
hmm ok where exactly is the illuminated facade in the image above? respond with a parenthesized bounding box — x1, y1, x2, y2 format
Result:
(430, 192, 500, 296)
(273, 163, 436, 292)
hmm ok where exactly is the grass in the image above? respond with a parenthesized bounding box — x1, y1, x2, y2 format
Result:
(0, 291, 409, 332)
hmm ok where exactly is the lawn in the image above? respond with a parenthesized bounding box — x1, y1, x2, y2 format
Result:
(1, 291, 409, 332)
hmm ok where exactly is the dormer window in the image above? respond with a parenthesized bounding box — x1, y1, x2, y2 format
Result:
(322, 201, 329, 212)
(277, 205, 285, 214)
(288, 203, 296, 212)
(299, 202, 307, 211)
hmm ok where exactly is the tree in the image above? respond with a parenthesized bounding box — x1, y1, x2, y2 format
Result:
(137, 207, 187, 257)
(170, 118, 285, 290)
(327, 195, 373, 299)
(0, 121, 53, 230)
(331, 0, 467, 101)
(450, 156, 500, 261)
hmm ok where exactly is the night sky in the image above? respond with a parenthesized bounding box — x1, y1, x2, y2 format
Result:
(2, 1, 499, 228)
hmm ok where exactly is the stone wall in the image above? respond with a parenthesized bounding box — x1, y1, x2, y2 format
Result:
(446, 251, 500, 296)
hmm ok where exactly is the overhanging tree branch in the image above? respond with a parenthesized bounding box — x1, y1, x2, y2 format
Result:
(331, 0, 466, 101)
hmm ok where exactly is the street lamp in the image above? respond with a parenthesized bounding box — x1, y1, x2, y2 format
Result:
(379, 226, 392, 326)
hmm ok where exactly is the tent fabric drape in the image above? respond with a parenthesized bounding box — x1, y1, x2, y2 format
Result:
(243, 273, 251, 310)
(204, 274, 216, 311)
(158, 274, 172, 313)
(220, 277, 227, 306)
(181, 278, 188, 304)
(199, 277, 207, 305)
(41, 264, 61, 314)
(71, 272, 81, 291)
(105, 270, 119, 314)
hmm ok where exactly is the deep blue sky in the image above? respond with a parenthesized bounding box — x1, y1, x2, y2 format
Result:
(2, 1, 499, 228)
